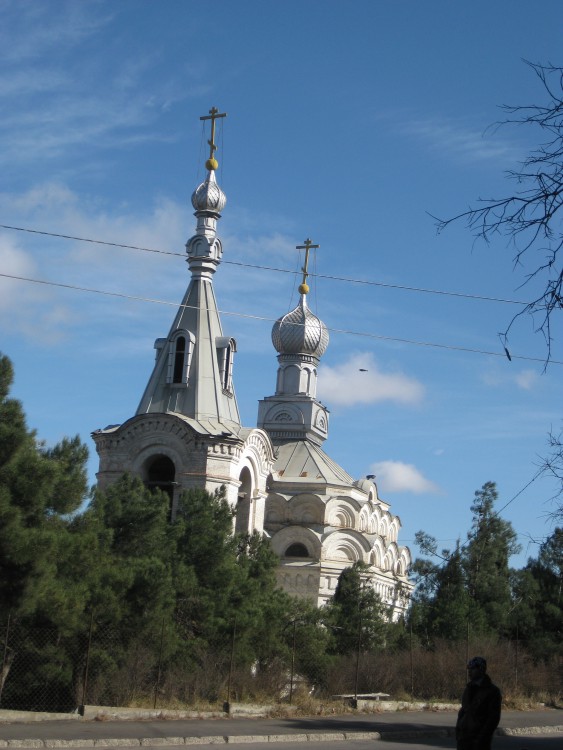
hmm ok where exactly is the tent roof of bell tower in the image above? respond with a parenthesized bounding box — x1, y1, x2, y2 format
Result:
(135, 107, 241, 435)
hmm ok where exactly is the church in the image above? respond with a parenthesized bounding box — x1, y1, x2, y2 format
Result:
(92, 109, 412, 615)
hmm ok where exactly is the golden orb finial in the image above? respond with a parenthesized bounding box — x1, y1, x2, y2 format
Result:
(206, 157, 218, 171)
(299, 282, 310, 295)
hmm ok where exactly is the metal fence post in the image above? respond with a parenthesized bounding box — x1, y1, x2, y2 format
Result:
(353, 609, 362, 703)
(80, 611, 94, 713)
(153, 618, 166, 709)
(409, 620, 414, 697)
(289, 619, 297, 705)
(514, 621, 519, 694)
(224, 617, 236, 713)
(0, 611, 11, 706)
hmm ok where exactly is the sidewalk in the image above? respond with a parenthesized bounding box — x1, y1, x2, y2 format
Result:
(0, 709, 561, 747)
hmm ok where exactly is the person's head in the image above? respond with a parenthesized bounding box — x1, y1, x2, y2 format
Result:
(467, 656, 487, 679)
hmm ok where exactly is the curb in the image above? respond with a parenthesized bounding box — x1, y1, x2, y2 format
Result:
(0, 726, 562, 748)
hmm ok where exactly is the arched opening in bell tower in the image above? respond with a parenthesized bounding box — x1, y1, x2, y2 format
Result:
(235, 466, 253, 535)
(144, 454, 176, 517)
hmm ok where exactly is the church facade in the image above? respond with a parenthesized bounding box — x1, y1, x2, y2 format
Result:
(92, 110, 412, 615)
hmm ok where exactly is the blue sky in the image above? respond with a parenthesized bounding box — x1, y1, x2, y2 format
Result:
(1, 0, 561, 569)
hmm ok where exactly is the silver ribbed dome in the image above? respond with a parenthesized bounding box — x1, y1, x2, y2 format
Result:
(191, 170, 227, 213)
(272, 296, 329, 357)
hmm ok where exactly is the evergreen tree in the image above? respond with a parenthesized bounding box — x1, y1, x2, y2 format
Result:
(462, 482, 520, 634)
(0, 354, 89, 620)
(409, 535, 470, 643)
(513, 528, 562, 660)
(429, 546, 471, 641)
(411, 482, 519, 641)
(325, 562, 387, 655)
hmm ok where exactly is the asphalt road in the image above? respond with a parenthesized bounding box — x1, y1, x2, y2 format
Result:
(0, 709, 561, 742)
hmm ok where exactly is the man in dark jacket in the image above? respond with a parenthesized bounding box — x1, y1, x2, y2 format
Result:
(456, 656, 502, 750)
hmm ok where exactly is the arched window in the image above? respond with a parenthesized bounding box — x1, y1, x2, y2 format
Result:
(173, 336, 186, 383)
(216, 336, 236, 392)
(285, 543, 309, 558)
(167, 331, 195, 385)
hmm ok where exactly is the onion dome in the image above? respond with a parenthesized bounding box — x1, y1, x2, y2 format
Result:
(191, 169, 227, 214)
(272, 295, 329, 358)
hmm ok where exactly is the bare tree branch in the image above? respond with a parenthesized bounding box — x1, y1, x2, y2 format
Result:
(433, 60, 563, 362)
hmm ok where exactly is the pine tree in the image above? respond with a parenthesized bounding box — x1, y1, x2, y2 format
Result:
(462, 482, 520, 634)
(513, 528, 563, 660)
(325, 562, 387, 655)
(0, 354, 89, 619)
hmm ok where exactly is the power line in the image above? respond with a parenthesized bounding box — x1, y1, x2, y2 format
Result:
(0, 222, 528, 307)
(2, 271, 562, 365)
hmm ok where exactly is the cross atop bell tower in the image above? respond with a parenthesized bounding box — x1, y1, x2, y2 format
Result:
(296, 238, 320, 295)
(200, 106, 227, 170)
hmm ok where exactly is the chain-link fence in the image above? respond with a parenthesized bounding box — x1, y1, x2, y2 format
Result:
(1, 614, 561, 713)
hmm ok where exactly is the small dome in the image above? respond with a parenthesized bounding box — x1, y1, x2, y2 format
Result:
(272, 296, 329, 357)
(191, 170, 226, 213)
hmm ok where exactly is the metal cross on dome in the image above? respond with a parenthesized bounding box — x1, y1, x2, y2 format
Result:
(296, 238, 320, 292)
(200, 107, 227, 162)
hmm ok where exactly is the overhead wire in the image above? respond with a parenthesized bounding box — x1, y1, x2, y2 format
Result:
(1, 270, 561, 365)
(0, 223, 529, 306)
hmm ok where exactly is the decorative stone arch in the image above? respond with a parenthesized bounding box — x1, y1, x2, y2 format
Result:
(265, 493, 287, 527)
(379, 516, 389, 539)
(388, 518, 400, 543)
(236, 429, 274, 534)
(263, 402, 304, 426)
(326, 496, 360, 529)
(384, 542, 399, 573)
(399, 546, 412, 576)
(371, 538, 386, 569)
(359, 506, 369, 532)
(120, 413, 197, 450)
(270, 526, 321, 560)
(368, 508, 380, 534)
(289, 493, 323, 525)
(323, 530, 370, 564)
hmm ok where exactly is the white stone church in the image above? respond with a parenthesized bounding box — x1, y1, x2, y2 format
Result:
(92, 111, 412, 616)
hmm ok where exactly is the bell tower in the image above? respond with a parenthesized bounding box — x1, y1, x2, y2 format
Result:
(257, 239, 330, 446)
(93, 109, 273, 525)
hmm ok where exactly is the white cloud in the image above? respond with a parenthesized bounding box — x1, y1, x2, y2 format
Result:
(318, 352, 424, 406)
(514, 369, 538, 390)
(481, 366, 539, 391)
(373, 109, 520, 166)
(403, 117, 519, 163)
(371, 460, 440, 494)
(0, 181, 303, 349)
(0, 234, 74, 343)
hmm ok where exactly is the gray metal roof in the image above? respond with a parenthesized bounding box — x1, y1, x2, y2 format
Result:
(272, 440, 354, 488)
